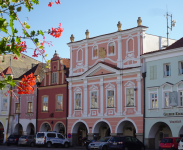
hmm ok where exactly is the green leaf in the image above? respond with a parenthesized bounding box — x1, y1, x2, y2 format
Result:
(16, 6, 21, 12)
(9, 5, 15, 11)
(33, 38, 39, 44)
(25, 24, 30, 29)
(30, 30, 35, 36)
(39, 45, 43, 49)
(24, 21, 27, 25)
(40, 30, 44, 36)
(12, 0, 20, 3)
(37, 30, 39, 35)
(16, 36, 21, 44)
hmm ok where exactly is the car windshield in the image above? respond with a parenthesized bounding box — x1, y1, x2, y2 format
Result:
(161, 138, 173, 143)
(20, 135, 27, 139)
(97, 137, 110, 142)
(37, 133, 44, 138)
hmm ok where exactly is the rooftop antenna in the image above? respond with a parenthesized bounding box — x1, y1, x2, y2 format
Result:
(165, 6, 176, 47)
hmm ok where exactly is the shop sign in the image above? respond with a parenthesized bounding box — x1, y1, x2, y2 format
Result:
(169, 120, 181, 123)
(163, 112, 183, 116)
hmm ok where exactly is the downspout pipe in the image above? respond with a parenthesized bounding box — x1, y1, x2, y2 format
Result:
(66, 76, 68, 138)
(142, 72, 146, 145)
(36, 82, 41, 134)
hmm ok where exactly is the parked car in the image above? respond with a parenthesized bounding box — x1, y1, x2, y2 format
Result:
(36, 131, 70, 148)
(0, 130, 4, 144)
(6, 134, 21, 146)
(178, 137, 183, 150)
(88, 136, 112, 150)
(159, 137, 181, 150)
(18, 135, 35, 147)
(109, 136, 145, 150)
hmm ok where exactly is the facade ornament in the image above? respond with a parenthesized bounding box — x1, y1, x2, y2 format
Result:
(117, 21, 122, 31)
(110, 46, 114, 53)
(137, 17, 142, 26)
(70, 34, 74, 42)
(85, 29, 89, 39)
(99, 47, 106, 58)
(53, 50, 59, 57)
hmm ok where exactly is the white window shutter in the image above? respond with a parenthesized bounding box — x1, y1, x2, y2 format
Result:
(154, 65, 157, 79)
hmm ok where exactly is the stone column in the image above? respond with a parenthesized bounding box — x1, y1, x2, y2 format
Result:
(68, 84, 72, 117)
(117, 36, 122, 68)
(137, 32, 140, 58)
(83, 83, 88, 117)
(69, 47, 73, 76)
(84, 43, 88, 71)
(136, 76, 141, 114)
(99, 82, 104, 116)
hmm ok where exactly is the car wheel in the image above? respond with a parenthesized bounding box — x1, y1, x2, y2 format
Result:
(102, 146, 108, 150)
(30, 142, 35, 147)
(64, 142, 69, 148)
(46, 142, 52, 148)
(124, 147, 128, 150)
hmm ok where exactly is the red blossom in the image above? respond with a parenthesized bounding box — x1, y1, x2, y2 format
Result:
(13, 56, 18, 59)
(55, 0, 60, 4)
(48, 2, 54, 7)
(1, 73, 5, 78)
(18, 73, 36, 94)
(50, 23, 64, 38)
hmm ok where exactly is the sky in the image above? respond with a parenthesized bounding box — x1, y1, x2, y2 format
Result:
(10, 0, 183, 62)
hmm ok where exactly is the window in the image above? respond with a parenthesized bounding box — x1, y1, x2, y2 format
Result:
(164, 92, 170, 107)
(56, 95, 63, 110)
(91, 92, 97, 108)
(125, 137, 132, 141)
(28, 102, 33, 113)
(179, 61, 183, 75)
(151, 93, 157, 108)
(126, 88, 134, 107)
(107, 90, 114, 108)
(150, 65, 157, 80)
(42, 97, 48, 111)
(92, 46, 98, 59)
(47, 133, 56, 138)
(109, 42, 114, 54)
(2, 98, 7, 111)
(180, 91, 183, 106)
(57, 134, 64, 139)
(15, 103, 20, 113)
(52, 72, 57, 84)
(164, 64, 171, 77)
(75, 93, 81, 109)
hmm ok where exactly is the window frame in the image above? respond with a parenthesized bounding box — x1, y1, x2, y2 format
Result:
(179, 61, 183, 75)
(15, 102, 20, 114)
(107, 41, 116, 56)
(52, 72, 57, 84)
(90, 91, 98, 109)
(74, 92, 82, 110)
(2, 98, 8, 111)
(42, 96, 49, 112)
(106, 89, 115, 108)
(126, 88, 135, 107)
(150, 93, 158, 109)
(163, 63, 171, 77)
(92, 45, 98, 60)
(147, 87, 159, 110)
(76, 48, 83, 63)
(55, 94, 63, 111)
(27, 102, 33, 113)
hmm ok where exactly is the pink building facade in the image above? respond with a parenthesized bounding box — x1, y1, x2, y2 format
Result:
(67, 21, 149, 145)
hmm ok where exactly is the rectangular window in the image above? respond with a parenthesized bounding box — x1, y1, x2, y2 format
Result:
(179, 61, 183, 75)
(165, 92, 170, 107)
(91, 92, 97, 108)
(151, 93, 157, 108)
(42, 97, 48, 111)
(180, 91, 183, 106)
(107, 90, 114, 108)
(150, 65, 157, 80)
(75, 93, 81, 109)
(15, 103, 20, 113)
(126, 88, 134, 107)
(52, 72, 57, 84)
(56, 95, 63, 110)
(28, 102, 33, 113)
(2, 98, 7, 111)
(164, 64, 171, 77)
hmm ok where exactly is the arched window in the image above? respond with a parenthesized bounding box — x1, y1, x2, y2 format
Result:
(92, 46, 98, 59)
(107, 41, 115, 56)
(77, 49, 83, 62)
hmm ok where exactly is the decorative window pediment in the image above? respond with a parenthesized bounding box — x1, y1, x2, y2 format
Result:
(161, 82, 173, 88)
(124, 81, 135, 87)
(105, 82, 115, 89)
(74, 87, 82, 92)
(89, 84, 98, 91)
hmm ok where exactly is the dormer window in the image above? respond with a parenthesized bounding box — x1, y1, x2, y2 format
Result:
(107, 42, 115, 56)
(164, 63, 171, 77)
(179, 61, 183, 75)
(52, 72, 57, 84)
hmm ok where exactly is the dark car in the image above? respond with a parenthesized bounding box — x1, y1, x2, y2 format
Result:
(109, 136, 145, 150)
(0, 130, 4, 144)
(18, 135, 35, 147)
(6, 134, 21, 146)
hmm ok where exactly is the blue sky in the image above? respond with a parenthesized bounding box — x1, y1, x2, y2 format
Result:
(14, 0, 183, 62)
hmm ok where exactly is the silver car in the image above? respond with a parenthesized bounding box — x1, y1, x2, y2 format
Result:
(88, 136, 111, 150)
(18, 135, 35, 147)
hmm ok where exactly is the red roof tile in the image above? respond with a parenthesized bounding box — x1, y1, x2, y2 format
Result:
(61, 58, 70, 68)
